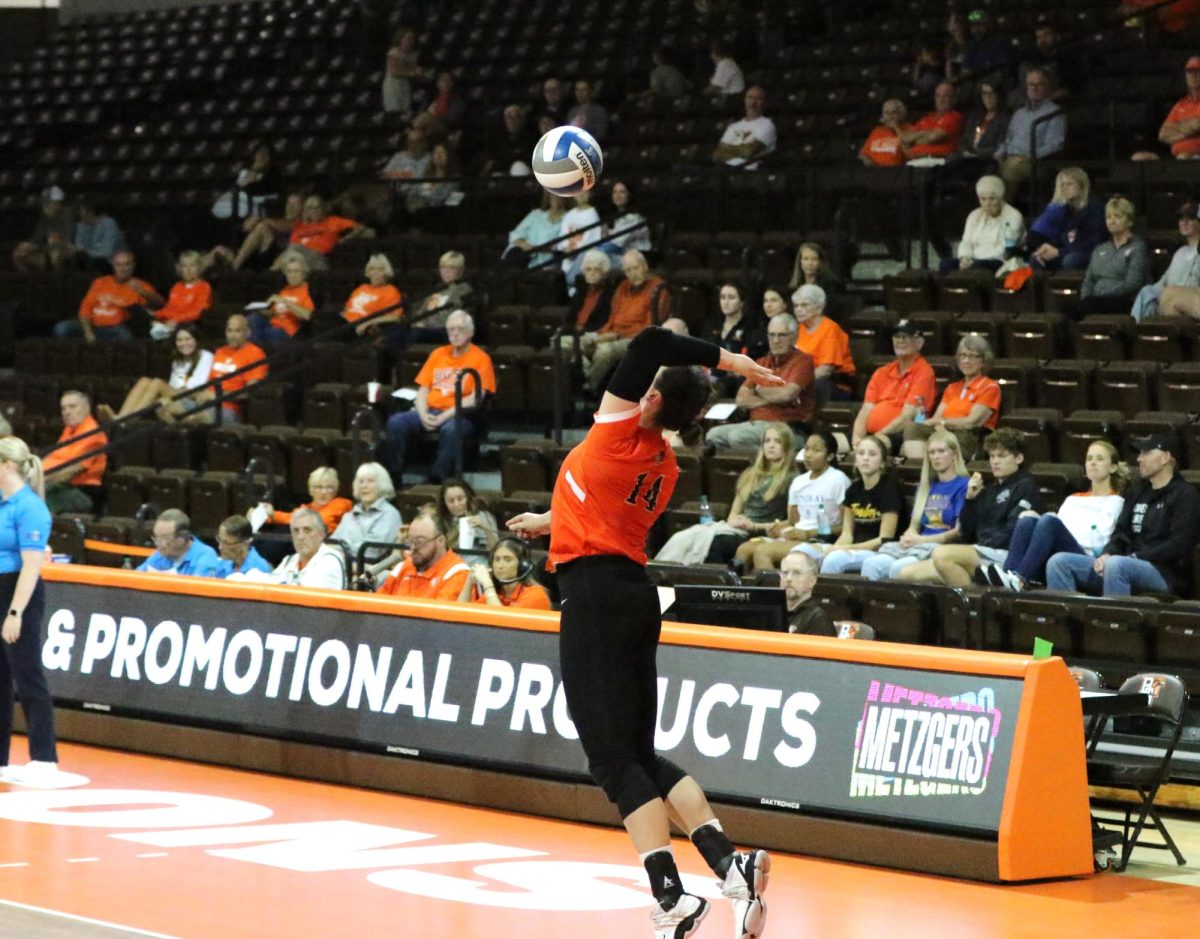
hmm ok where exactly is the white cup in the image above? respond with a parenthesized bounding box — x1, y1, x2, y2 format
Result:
(367, 381, 381, 403)
(458, 517, 473, 548)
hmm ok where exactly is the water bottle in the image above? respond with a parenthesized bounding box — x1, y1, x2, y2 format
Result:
(914, 395, 926, 424)
(817, 506, 832, 541)
(698, 495, 713, 526)
(1089, 523, 1103, 558)
(1003, 220, 1019, 259)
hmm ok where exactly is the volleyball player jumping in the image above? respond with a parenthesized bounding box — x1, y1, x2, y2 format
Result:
(509, 326, 780, 939)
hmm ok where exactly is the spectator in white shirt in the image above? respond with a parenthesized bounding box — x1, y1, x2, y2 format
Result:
(232, 508, 346, 590)
(939, 174, 1024, 273)
(706, 40, 745, 95)
(712, 86, 776, 169)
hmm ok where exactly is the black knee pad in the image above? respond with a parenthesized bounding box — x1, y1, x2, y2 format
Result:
(651, 756, 688, 798)
(590, 759, 662, 819)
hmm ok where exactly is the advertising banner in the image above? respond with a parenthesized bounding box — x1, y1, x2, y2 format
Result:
(42, 580, 1022, 834)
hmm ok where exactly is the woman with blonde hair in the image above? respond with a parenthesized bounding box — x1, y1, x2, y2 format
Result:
(1028, 166, 1106, 271)
(261, 466, 354, 533)
(0, 436, 64, 786)
(654, 423, 796, 566)
(980, 440, 1128, 590)
(150, 250, 212, 339)
(1079, 196, 1150, 316)
(860, 429, 969, 580)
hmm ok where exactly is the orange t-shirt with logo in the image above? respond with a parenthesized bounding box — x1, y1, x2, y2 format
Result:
(1163, 95, 1200, 157)
(210, 342, 268, 413)
(289, 215, 358, 255)
(939, 375, 1002, 429)
(378, 549, 470, 600)
(42, 415, 108, 486)
(796, 317, 855, 381)
(78, 275, 155, 327)
(270, 282, 314, 336)
(860, 125, 907, 166)
(549, 405, 678, 569)
(155, 279, 212, 325)
(416, 344, 497, 411)
(343, 283, 403, 323)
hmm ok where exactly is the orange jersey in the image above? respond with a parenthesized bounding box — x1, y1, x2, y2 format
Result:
(939, 375, 1001, 429)
(43, 415, 108, 486)
(269, 282, 314, 337)
(416, 344, 497, 411)
(549, 405, 678, 569)
(343, 283, 403, 323)
(78, 275, 155, 328)
(378, 549, 470, 600)
(155, 279, 212, 325)
(795, 317, 855, 379)
(271, 497, 354, 530)
(1163, 94, 1200, 157)
(470, 581, 552, 609)
(860, 125, 907, 166)
(210, 342, 268, 414)
(289, 215, 357, 255)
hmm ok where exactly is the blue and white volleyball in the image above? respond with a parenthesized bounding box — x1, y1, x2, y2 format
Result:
(531, 126, 603, 196)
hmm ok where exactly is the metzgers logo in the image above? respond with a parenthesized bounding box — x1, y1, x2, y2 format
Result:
(849, 679, 1002, 799)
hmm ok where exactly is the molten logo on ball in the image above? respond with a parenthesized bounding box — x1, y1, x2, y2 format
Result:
(532, 126, 604, 196)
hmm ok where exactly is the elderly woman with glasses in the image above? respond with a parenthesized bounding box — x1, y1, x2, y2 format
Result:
(939, 175, 1024, 273)
(902, 335, 1000, 461)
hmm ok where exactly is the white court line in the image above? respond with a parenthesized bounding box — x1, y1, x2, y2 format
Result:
(0, 862, 29, 868)
(67, 857, 101, 863)
(136, 852, 169, 858)
(0, 898, 184, 938)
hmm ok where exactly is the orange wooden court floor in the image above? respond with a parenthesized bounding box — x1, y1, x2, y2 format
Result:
(1, 738, 1198, 939)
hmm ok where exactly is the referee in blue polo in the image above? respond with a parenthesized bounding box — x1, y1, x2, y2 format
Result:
(0, 436, 61, 785)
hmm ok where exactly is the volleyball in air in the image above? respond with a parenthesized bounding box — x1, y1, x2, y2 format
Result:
(531, 126, 603, 196)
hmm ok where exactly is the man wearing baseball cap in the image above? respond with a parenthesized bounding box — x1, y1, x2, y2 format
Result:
(850, 320, 937, 450)
(1158, 56, 1200, 159)
(1155, 200, 1200, 319)
(11, 186, 75, 273)
(1046, 434, 1200, 596)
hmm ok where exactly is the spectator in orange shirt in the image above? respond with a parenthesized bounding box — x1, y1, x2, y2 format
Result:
(903, 335, 1001, 461)
(41, 390, 108, 513)
(899, 82, 965, 161)
(458, 537, 552, 609)
(859, 99, 910, 166)
(851, 319, 938, 450)
(54, 250, 162, 343)
(259, 466, 354, 531)
(150, 251, 212, 339)
(580, 249, 669, 393)
(344, 253, 405, 351)
(791, 285, 854, 403)
(1158, 57, 1200, 160)
(272, 195, 371, 272)
(249, 254, 315, 347)
(377, 512, 471, 600)
(200, 314, 268, 423)
(381, 311, 496, 484)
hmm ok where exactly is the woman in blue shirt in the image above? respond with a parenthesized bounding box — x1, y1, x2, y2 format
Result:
(0, 436, 60, 785)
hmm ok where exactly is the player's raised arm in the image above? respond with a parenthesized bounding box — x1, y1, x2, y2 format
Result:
(598, 326, 784, 416)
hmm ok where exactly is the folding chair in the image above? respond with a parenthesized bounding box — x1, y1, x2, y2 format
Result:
(1086, 672, 1189, 872)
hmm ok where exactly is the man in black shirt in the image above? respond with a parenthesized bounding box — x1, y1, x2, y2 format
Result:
(780, 551, 835, 636)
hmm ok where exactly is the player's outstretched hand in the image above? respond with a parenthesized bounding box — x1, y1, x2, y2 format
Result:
(507, 511, 551, 538)
(723, 352, 786, 386)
